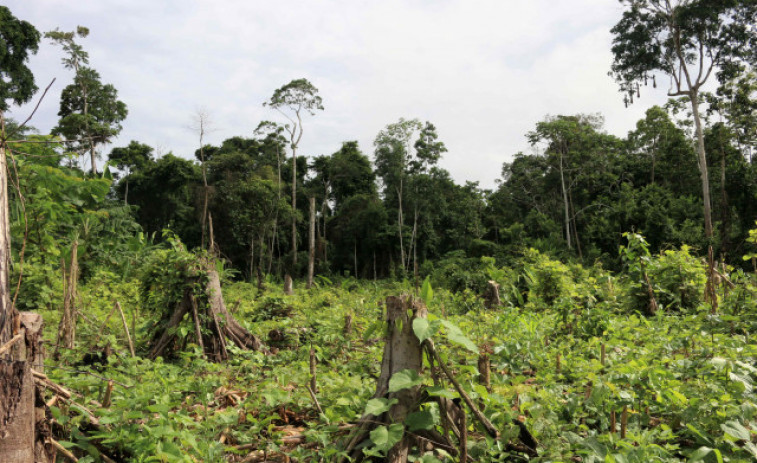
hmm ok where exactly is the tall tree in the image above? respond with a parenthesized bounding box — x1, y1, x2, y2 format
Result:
(46, 27, 128, 175)
(527, 114, 606, 255)
(610, 0, 757, 240)
(108, 141, 154, 204)
(264, 78, 323, 272)
(0, 5, 40, 342)
(0, 7, 41, 459)
(374, 118, 423, 269)
(189, 109, 214, 249)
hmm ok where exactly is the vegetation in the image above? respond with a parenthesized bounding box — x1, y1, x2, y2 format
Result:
(0, 3, 756, 462)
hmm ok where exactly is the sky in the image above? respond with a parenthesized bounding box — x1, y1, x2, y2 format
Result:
(6, 0, 673, 189)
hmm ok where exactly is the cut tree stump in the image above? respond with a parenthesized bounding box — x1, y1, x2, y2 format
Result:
(341, 296, 459, 462)
(0, 312, 53, 462)
(483, 280, 501, 309)
(283, 274, 294, 296)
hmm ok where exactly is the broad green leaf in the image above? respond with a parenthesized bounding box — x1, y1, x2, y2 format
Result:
(420, 277, 433, 304)
(406, 410, 435, 431)
(721, 420, 751, 441)
(413, 318, 438, 343)
(388, 369, 424, 392)
(369, 423, 404, 451)
(440, 320, 478, 353)
(425, 386, 455, 398)
(688, 446, 716, 462)
(364, 398, 397, 416)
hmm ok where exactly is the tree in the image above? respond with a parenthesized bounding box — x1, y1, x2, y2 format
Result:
(610, 0, 757, 240)
(0, 5, 40, 342)
(374, 118, 423, 270)
(46, 27, 128, 175)
(0, 7, 43, 459)
(527, 114, 607, 256)
(264, 78, 323, 272)
(108, 141, 154, 204)
(188, 109, 215, 249)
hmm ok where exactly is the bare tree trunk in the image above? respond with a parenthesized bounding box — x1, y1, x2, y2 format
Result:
(559, 150, 571, 249)
(397, 180, 405, 269)
(55, 241, 78, 359)
(284, 274, 294, 296)
(690, 92, 713, 239)
(307, 197, 315, 289)
(291, 147, 298, 271)
(0, 120, 53, 460)
(0, 137, 11, 344)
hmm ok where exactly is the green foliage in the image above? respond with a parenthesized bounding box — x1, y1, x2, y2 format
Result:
(622, 232, 706, 312)
(0, 5, 40, 111)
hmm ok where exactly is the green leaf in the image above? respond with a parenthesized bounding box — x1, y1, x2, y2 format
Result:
(406, 410, 435, 431)
(420, 276, 433, 304)
(369, 423, 404, 451)
(364, 398, 397, 416)
(425, 386, 455, 398)
(440, 320, 478, 353)
(413, 318, 437, 343)
(721, 420, 751, 441)
(388, 369, 424, 392)
(688, 446, 716, 462)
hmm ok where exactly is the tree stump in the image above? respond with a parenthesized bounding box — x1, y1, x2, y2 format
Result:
(343, 295, 430, 462)
(483, 280, 501, 309)
(283, 274, 294, 296)
(148, 262, 266, 361)
(0, 313, 53, 462)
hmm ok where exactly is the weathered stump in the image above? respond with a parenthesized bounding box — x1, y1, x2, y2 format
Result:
(148, 263, 266, 361)
(283, 274, 294, 296)
(0, 313, 52, 462)
(483, 280, 501, 309)
(343, 295, 429, 462)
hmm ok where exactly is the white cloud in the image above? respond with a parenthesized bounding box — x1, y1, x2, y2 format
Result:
(7, 0, 672, 188)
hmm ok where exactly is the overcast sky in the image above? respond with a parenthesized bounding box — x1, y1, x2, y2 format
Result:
(7, 0, 672, 189)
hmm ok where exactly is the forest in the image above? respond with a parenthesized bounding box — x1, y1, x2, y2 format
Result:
(1, 1, 757, 462)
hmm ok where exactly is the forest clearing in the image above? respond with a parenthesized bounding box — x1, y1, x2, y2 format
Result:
(2, 1, 757, 462)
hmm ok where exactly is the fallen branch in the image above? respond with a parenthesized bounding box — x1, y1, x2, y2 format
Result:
(425, 339, 498, 438)
(305, 383, 323, 415)
(115, 301, 135, 357)
(50, 438, 78, 462)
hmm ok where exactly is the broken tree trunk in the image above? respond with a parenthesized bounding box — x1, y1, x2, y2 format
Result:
(55, 241, 79, 360)
(0, 313, 53, 462)
(148, 261, 266, 361)
(483, 280, 501, 309)
(283, 274, 294, 296)
(342, 295, 430, 462)
(307, 197, 315, 289)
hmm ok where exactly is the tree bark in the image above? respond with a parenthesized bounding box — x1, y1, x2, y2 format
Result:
(343, 296, 429, 462)
(559, 148, 571, 249)
(291, 147, 298, 271)
(55, 241, 78, 359)
(284, 274, 294, 296)
(307, 197, 315, 289)
(690, 92, 713, 239)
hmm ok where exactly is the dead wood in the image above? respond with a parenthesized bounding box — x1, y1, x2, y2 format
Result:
(342, 295, 428, 462)
(148, 262, 266, 361)
(483, 280, 501, 309)
(283, 274, 294, 295)
(55, 241, 79, 359)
